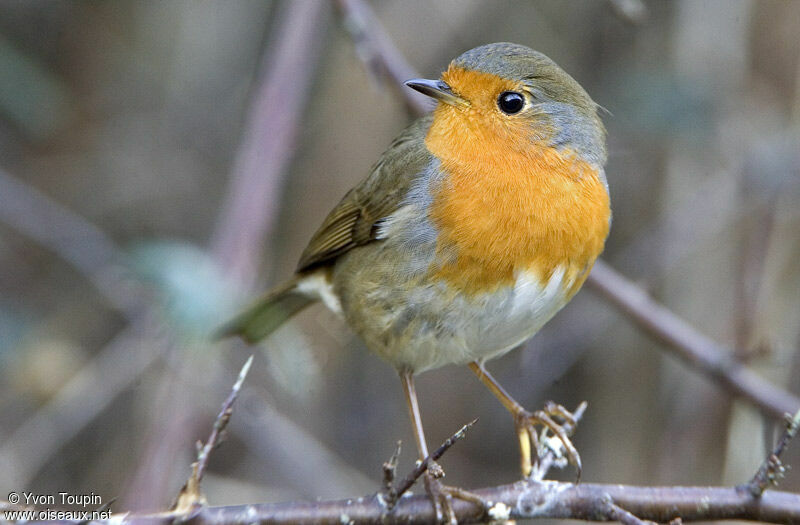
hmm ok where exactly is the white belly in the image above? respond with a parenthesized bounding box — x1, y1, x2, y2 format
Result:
(410, 266, 570, 371)
(471, 266, 570, 361)
(334, 262, 572, 373)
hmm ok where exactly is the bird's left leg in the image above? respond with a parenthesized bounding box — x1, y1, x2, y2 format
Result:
(468, 361, 582, 480)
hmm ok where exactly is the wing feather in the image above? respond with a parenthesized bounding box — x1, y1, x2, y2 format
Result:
(296, 115, 433, 272)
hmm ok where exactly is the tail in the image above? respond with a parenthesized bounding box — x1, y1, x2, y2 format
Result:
(217, 277, 316, 344)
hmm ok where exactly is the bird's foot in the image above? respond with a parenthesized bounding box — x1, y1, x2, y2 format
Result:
(514, 400, 584, 481)
(423, 462, 486, 524)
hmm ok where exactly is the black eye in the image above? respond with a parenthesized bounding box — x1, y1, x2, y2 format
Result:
(498, 91, 525, 114)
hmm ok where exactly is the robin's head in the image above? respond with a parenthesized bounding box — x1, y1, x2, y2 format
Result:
(406, 43, 606, 166)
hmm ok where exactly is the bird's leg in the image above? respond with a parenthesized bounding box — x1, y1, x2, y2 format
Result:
(400, 371, 454, 523)
(400, 372, 485, 524)
(468, 361, 582, 480)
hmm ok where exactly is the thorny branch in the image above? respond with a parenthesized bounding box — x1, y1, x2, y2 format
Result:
(121, 482, 800, 524)
(11, 406, 800, 524)
(334, 0, 800, 423)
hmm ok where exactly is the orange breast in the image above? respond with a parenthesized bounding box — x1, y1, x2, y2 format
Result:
(425, 104, 610, 297)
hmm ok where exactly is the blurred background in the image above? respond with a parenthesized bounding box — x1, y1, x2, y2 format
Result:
(1, 0, 799, 515)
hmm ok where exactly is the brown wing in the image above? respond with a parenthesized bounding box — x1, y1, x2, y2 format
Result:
(296, 115, 433, 272)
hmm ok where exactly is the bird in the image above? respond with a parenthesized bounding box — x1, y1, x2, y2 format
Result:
(221, 42, 610, 522)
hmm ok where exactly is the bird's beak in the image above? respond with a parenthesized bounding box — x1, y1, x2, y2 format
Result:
(404, 78, 468, 108)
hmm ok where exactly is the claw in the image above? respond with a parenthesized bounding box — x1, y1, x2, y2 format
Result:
(543, 400, 578, 428)
(467, 363, 586, 483)
(532, 410, 582, 481)
(514, 402, 583, 481)
(516, 424, 532, 476)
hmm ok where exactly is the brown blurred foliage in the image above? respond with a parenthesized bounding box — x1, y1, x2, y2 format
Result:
(0, 0, 798, 514)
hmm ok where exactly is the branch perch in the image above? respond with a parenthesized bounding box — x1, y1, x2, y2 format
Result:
(121, 482, 800, 524)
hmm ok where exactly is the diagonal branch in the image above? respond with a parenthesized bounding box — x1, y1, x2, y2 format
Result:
(334, 0, 430, 115)
(587, 261, 800, 420)
(195, 355, 254, 483)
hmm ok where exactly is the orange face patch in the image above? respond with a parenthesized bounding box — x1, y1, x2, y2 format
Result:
(425, 67, 610, 297)
(437, 66, 556, 152)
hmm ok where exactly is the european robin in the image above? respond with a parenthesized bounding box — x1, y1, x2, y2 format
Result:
(222, 42, 610, 518)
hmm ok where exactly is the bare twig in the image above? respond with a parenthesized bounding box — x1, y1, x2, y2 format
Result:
(389, 419, 478, 505)
(172, 356, 254, 513)
(746, 409, 800, 497)
(381, 441, 402, 497)
(196, 355, 253, 482)
(530, 402, 588, 481)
